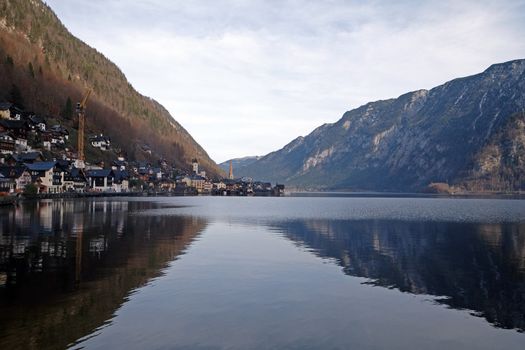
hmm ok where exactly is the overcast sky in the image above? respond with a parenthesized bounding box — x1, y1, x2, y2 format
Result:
(46, 0, 525, 163)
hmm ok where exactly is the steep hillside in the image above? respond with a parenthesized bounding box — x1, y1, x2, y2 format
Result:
(461, 113, 525, 191)
(0, 0, 222, 177)
(236, 59, 525, 191)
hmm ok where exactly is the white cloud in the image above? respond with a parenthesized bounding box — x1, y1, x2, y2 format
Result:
(46, 0, 525, 163)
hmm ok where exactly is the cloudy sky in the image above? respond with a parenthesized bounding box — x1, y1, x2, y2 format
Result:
(46, 0, 525, 163)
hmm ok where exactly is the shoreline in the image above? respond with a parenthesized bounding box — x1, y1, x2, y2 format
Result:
(2, 190, 523, 204)
(1, 191, 193, 204)
(288, 190, 525, 200)
(19, 191, 191, 200)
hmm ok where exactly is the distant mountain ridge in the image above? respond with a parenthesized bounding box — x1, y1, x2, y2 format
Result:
(235, 59, 525, 191)
(219, 156, 261, 174)
(0, 0, 222, 177)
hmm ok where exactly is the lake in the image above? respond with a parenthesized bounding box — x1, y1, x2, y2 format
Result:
(1, 196, 525, 349)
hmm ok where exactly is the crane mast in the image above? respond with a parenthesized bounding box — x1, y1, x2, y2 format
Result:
(75, 89, 92, 169)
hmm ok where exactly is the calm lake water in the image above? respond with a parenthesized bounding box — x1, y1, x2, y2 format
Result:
(1, 196, 525, 349)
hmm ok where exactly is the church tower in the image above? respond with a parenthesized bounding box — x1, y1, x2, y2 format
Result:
(192, 158, 199, 174)
(229, 160, 234, 180)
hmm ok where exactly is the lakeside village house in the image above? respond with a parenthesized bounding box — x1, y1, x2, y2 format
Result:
(0, 102, 284, 196)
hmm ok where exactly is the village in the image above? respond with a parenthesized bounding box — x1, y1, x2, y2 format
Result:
(0, 102, 284, 198)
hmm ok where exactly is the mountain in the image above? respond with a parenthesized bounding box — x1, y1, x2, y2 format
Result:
(218, 156, 261, 174)
(0, 0, 222, 177)
(461, 113, 525, 192)
(235, 59, 525, 192)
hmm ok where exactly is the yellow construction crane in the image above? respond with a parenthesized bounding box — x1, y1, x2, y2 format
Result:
(75, 89, 92, 169)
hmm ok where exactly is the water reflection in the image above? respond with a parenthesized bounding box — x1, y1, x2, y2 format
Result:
(274, 219, 525, 332)
(2, 198, 525, 350)
(0, 199, 207, 350)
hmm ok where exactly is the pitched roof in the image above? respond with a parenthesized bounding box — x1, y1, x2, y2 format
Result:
(87, 169, 113, 178)
(0, 132, 14, 140)
(64, 167, 87, 181)
(0, 102, 13, 111)
(89, 134, 110, 142)
(29, 115, 46, 124)
(55, 159, 70, 169)
(69, 167, 82, 177)
(0, 119, 27, 130)
(25, 161, 56, 171)
(0, 166, 27, 178)
(223, 179, 238, 185)
(190, 175, 206, 181)
(113, 170, 129, 181)
(14, 152, 42, 162)
(49, 124, 68, 134)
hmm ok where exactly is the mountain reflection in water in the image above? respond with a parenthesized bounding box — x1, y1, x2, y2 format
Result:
(274, 219, 525, 332)
(0, 199, 207, 350)
(1, 197, 525, 350)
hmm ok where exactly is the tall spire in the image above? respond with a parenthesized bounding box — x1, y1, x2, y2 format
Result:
(229, 160, 234, 180)
(192, 158, 199, 174)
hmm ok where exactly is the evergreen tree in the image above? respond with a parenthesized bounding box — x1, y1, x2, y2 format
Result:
(62, 97, 73, 120)
(5, 55, 13, 67)
(8, 84, 24, 109)
(28, 62, 35, 78)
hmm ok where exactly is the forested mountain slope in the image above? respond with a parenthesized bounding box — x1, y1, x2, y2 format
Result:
(0, 0, 222, 176)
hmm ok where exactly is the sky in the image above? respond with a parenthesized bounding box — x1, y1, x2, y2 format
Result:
(45, 0, 525, 163)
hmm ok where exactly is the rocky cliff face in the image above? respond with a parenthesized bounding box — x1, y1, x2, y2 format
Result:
(236, 59, 525, 191)
(462, 113, 525, 191)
